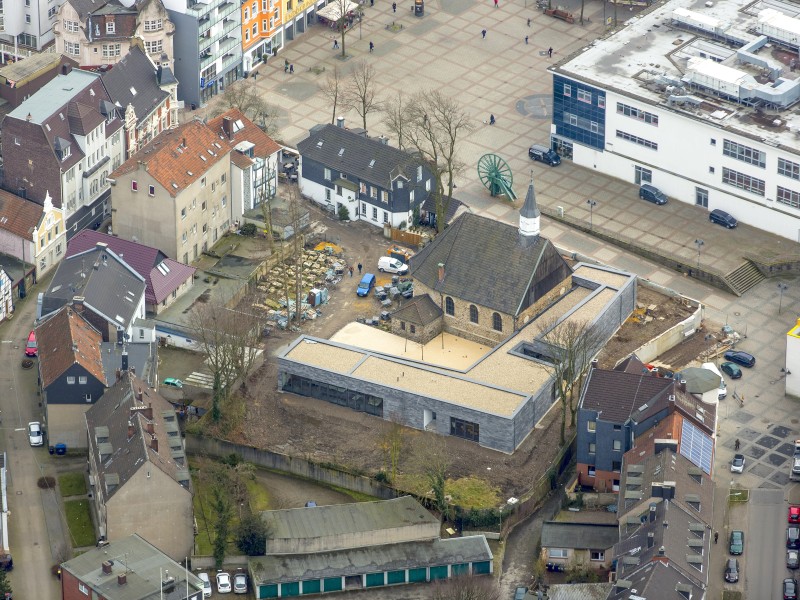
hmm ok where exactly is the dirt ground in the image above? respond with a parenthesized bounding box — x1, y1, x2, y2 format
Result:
(187, 199, 720, 500)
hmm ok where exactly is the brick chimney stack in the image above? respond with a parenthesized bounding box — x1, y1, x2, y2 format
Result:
(150, 435, 158, 453)
(222, 117, 234, 139)
(127, 421, 134, 440)
(437, 263, 445, 283)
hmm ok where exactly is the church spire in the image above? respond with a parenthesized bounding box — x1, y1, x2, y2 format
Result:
(519, 171, 540, 246)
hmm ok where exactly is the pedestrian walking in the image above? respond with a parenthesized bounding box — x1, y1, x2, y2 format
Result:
(357, 262, 363, 274)
(494, 0, 498, 7)
(527, 17, 531, 26)
(333, 39, 339, 49)
(735, 438, 740, 451)
(284, 59, 289, 73)
(349, 266, 354, 277)
(369, 41, 374, 52)
(289, 64, 294, 74)
(489, 114, 496, 125)
(370, 0, 374, 5)
(481, 29, 487, 39)
(525, 35, 529, 44)
(392, 1, 396, 11)
(548, 46, 553, 58)
(714, 531, 719, 544)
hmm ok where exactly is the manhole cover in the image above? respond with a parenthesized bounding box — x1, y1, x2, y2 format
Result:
(516, 94, 553, 120)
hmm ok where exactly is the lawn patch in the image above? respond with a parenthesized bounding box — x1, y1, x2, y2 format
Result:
(64, 499, 95, 547)
(59, 472, 86, 497)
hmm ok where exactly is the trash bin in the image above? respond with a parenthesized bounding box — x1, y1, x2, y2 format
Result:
(191, 103, 197, 111)
(48, 446, 54, 455)
(414, 0, 424, 16)
(55, 443, 67, 456)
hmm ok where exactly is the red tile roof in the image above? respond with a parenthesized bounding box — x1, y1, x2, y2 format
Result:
(111, 120, 230, 197)
(36, 306, 105, 389)
(0, 190, 43, 240)
(206, 108, 282, 159)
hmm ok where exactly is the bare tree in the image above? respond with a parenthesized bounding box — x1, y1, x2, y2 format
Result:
(431, 575, 501, 600)
(382, 92, 408, 151)
(383, 91, 472, 232)
(332, 0, 353, 58)
(536, 317, 605, 444)
(211, 80, 280, 135)
(345, 60, 381, 133)
(412, 435, 452, 520)
(379, 417, 405, 484)
(320, 67, 349, 125)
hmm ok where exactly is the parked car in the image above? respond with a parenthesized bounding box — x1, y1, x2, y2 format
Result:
(789, 527, 800, 550)
(163, 378, 184, 389)
(786, 578, 798, 600)
(378, 256, 408, 275)
(724, 558, 739, 583)
(720, 362, 742, 379)
(233, 572, 247, 594)
(514, 587, 528, 600)
(789, 550, 800, 570)
(638, 184, 668, 205)
(709, 208, 738, 228)
(790, 506, 800, 523)
(25, 330, 37, 357)
(198, 573, 212, 598)
(216, 571, 232, 593)
(528, 144, 561, 166)
(27, 422, 43, 447)
(356, 273, 376, 297)
(730, 454, 745, 473)
(723, 350, 756, 368)
(729, 530, 744, 555)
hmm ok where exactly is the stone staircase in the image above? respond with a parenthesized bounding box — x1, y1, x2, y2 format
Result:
(724, 260, 765, 296)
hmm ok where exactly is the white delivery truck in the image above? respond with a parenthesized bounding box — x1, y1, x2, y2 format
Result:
(701, 362, 727, 400)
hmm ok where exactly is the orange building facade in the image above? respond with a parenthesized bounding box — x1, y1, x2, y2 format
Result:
(241, 0, 283, 73)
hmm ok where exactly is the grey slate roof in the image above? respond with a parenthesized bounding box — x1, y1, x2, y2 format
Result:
(156, 64, 178, 86)
(249, 536, 492, 585)
(85, 372, 190, 502)
(61, 534, 203, 600)
(521, 178, 540, 219)
(675, 367, 721, 394)
(548, 583, 613, 600)
(43, 243, 146, 330)
(420, 194, 468, 225)
(263, 495, 438, 543)
(409, 212, 572, 316)
(392, 293, 442, 326)
(99, 342, 156, 387)
(101, 46, 169, 123)
(540, 522, 618, 550)
(297, 124, 424, 189)
(579, 367, 675, 424)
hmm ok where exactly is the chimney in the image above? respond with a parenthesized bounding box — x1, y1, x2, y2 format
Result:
(379, 135, 388, 145)
(336, 116, 345, 128)
(150, 435, 158, 453)
(73, 296, 85, 311)
(591, 359, 599, 369)
(121, 351, 128, 372)
(117, 573, 127, 586)
(62, 63, 73, 76)
(679, 380, 687, 392)
(143, 402, 152, 420)
(26, 113, 31, 122)
(115, 368, 121, 383)
(658, 546, 665, 556)
(131, 366, 136, 376)
(647, 532, 654, 548)
(222, 117, 234, 139)
(437, 262, 445, 283)
(145, 422, 154, 435)
(137, 388, 143, 402)
(182, 137, 186, 148)
(127, 421, 134, 440)
(102, 561, 113, 574)
(649, 503, 657, 522)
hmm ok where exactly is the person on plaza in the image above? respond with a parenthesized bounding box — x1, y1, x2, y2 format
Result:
(284, 59, 289, 73)
(494, 0, 499, 6)
(289, 64, 294, 73)
(525, 35, 529, 44)
(370, 0, 374, 5)
(392, 1, 396, 11)
(333, 39, 339, 49)
(548, 46, 553, 58)
(714, 531, 719, 544)
(489, 114, 495, 125)
(482, 29, 487, 39)
(357, 262, 363, 274)
(349, 266, 354, 277)
(369, 41, 374, 52)
(528, 17, 531, 26)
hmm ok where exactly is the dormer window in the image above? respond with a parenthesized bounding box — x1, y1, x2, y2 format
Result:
(106, 21, 115, 34)
(61, 144, 71, 160)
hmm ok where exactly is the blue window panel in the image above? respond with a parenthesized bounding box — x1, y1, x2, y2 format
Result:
(408, 567, 427, 582)
(365, 573, 385, 587)
(680, 419, 713, 474)
(452, 563, 470, 576)
(387, 570, 406, 585)
(430, 566, 448, 581)
(552, 75, 606, 151)
(323, 578, 343, 592)
(301, 580, 320, 594)
(280, 581, 300, 597)
(472, 561, 492, 575)
(259, 584, 279, 599)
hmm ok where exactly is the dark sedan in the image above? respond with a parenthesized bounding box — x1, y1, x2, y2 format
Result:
(723, 350, 756, 368)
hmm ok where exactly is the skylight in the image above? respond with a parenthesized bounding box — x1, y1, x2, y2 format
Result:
(369, 159, 375, 168)
(338, 148, 345, 156)
(130, 87, 137, 96)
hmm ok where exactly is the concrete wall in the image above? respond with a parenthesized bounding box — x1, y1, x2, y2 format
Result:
(787, 329, 800, 398)
(267, 521, 440, 555)
(390, 316, 442, 345)
(628, 303, 702, 364)
(106, 466, 193, 561)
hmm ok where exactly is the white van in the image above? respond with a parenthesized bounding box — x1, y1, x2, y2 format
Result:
(198, 572, 212, 598)
(378, 256, 408, 275)
(702, 362, 727, 399)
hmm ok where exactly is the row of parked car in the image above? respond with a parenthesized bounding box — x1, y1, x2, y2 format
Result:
(198, 571, 247, 596)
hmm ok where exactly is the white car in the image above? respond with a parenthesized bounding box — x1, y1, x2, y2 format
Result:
(731, 453, 745, 473)
(216, 571, 232, 593)
(378, 256, 408, 275)
(198, 572, 212, 598)
(28, 421, 43, 447)
(233, 572, 247, 594)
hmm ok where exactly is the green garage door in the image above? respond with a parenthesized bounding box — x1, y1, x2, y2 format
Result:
(301, 580, 321, 594)
(408, 567, 427, 583)
(259, 584, 278, 599)
(365, 572, 385, 587)
(452, 563, 469, 576)
(323, 578, 343, 592)
(387, 570, 406, 585)
(429, 566, 448, 581)
(472, 561, 491, 575)
(281, 581, 300, 597)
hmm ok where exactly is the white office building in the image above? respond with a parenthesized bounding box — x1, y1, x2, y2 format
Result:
(550, 0, 800, 241)
(0, 0, 66, 51)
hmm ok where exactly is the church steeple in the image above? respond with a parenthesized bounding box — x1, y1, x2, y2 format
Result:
(519, 172, 540, 246)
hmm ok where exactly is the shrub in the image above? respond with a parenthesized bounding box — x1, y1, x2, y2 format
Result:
(240, 223, 258, 236)
(337, 204, 350, 221)
(235, 513, 268, 556)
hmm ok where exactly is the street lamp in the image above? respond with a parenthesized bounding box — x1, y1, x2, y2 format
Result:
(586, 199, 597, 230)
(778, 283, 789, 314)
(694, 239, 704, 269)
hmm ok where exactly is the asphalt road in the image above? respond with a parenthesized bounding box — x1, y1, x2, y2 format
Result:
(746, 489, 787, 597)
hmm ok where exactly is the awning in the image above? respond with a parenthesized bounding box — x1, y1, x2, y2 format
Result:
(317, 0, 358, 21)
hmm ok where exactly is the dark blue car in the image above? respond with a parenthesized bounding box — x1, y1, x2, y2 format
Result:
(724, 350, 756, 368)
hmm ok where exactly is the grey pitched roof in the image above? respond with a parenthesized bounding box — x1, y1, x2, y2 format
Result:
(67, 99, 104, 136)
(43, 244, 146, 330)
(548, 583, 613, 600)
(156, 64, 178, 86)
(101, 46, 168, 123)
(541, 522, 618, 550)
(392, 293, 442, 326)
(420, 194, 468, 225)
(85, 372, 190, 503)
(408, 212, 572, 316)
(297, 124, 424, 189)
(674, 367, 720, 394)
(579, 367, 675, 424)
(521, 178, 540, 218)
